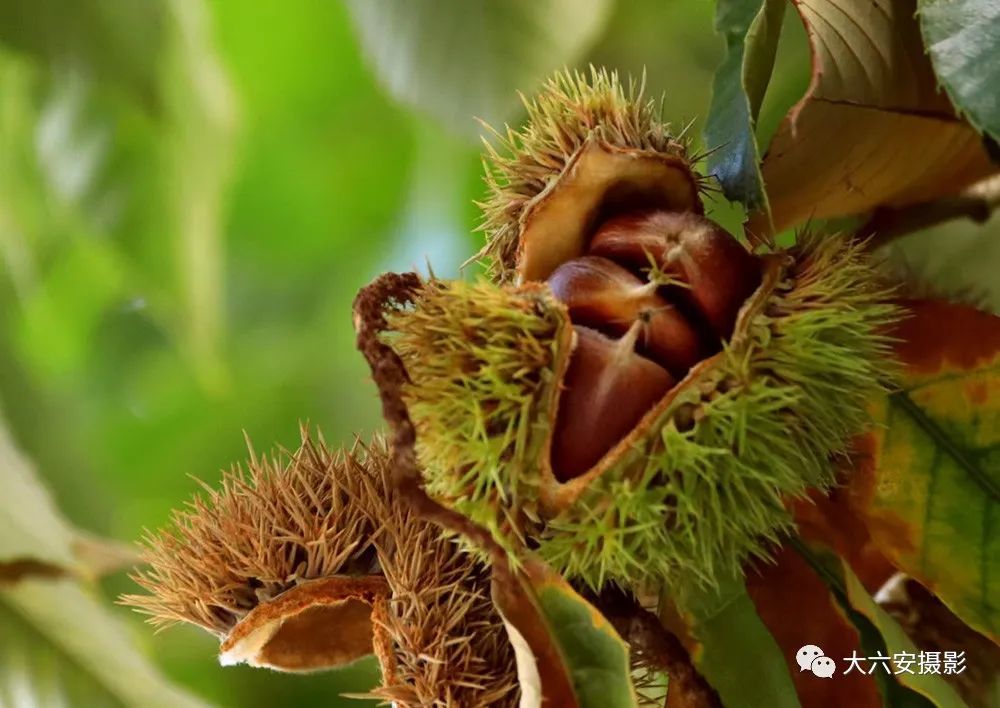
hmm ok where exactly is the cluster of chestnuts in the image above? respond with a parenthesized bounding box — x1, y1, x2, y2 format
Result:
(548, 210, 761, 481)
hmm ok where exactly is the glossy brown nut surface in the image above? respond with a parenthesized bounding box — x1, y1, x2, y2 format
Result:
(546, 256, 704, 376)
(547, 256, 649, 324)
(589, 210, 761, 337)
(550, 325, 674, 482)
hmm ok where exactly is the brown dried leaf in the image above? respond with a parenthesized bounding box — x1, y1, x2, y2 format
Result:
(752, 0, 997, 236)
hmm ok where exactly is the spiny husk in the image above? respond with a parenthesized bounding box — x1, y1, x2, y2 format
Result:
(125, 429, 518, 703)
(477, 67, 704, 283)
(125, 428, 381, 636)
(385, 278, 572, 549)
(387, 235, 902, 593)
(539, 235, 902, 590)
(366, 457, 520, 708)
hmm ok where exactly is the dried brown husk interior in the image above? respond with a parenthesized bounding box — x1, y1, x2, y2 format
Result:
(125, 430, 518, 701)
(516, 138, 703, 283)
(219, 575, 389, 672)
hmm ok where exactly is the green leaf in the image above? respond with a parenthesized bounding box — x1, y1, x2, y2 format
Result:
(849, 300, 1000, 642)
(840, 570, 965, 708)
(0, 410, 76, 571)
(0, 0, 237, 392)
(1, 597, 122, 708)
(0, 0, 166, 111)
(666, 570, 800, 708)
(15, 238, 127, 381)
(919, 0, 1000, 141)
(704, 0, 785, 214)
(160, 0, 238, 390)
(0, 408, 207, 707)
(344, 0, 614, 138)
(494, 557, 638, 708)
(881, 212, 1000, 316)
(2, 579, 210, 708)
(802, 544, 968, 708)
(533, 577, 636, 707)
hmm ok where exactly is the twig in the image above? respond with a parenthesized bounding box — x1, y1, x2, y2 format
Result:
(592, 588, 721, 708)
(855, 173, 1000, 249)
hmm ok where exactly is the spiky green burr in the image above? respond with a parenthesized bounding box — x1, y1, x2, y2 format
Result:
(381, 68, 902, 594)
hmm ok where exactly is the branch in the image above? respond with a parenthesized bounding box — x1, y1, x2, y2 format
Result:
(592, 588, 721, 708)
(856, 173, 1000, 249)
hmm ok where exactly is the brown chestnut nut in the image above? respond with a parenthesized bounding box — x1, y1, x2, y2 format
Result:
(588, 211, 761, 338)
(551, 324, 674, 482)
(546, 255, 705, 376)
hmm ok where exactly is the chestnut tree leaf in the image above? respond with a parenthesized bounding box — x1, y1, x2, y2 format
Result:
(746, 545, 883, 707)
(0, 413, 77, 574)
(849, 300, 1000, 643)
(493, 557, 638, 708)
(919, 0, 1000, 141)
(1, 579, 209, 708)
(0, 352, 139, 582)
(800, 543, 968, 708)
(704, 0, 785, 214)
(344, 0, 613, 138)
(789, 489, 897, 594)
(751, 0, 998, 235)
(665, 570, 800, 708)
(0, 408, 206, 707)
(0, 0, 237, 391)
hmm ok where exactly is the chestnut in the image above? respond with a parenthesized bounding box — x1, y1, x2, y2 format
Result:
(550, 324, 674, 482)
(588, 211, 761, 338)
(546, 256, 705, 376)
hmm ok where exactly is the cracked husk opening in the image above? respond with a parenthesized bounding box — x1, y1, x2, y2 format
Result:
(536, 255, 785, 513)
(218, 576, 389, 672)
(517, 139, 702, 283)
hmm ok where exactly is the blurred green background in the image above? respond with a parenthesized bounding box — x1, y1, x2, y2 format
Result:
(0, 1, 991, 706)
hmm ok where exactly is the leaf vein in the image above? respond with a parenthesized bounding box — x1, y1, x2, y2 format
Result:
(890, 391, 1000, 503)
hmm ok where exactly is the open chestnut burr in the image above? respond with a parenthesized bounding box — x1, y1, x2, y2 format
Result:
(546, 210, 762, 482)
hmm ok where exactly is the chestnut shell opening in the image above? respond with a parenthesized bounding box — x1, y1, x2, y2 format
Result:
(537, 207, 761, 482)
(218, 576, 388, 672)
(516, 140, 703, 283)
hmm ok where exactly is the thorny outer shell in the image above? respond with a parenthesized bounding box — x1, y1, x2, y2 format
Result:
(476, 68, 705, 284)
(124, 431, 384, 639)
(387, 236, 901, 592)
(124, 431, 519, 704)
